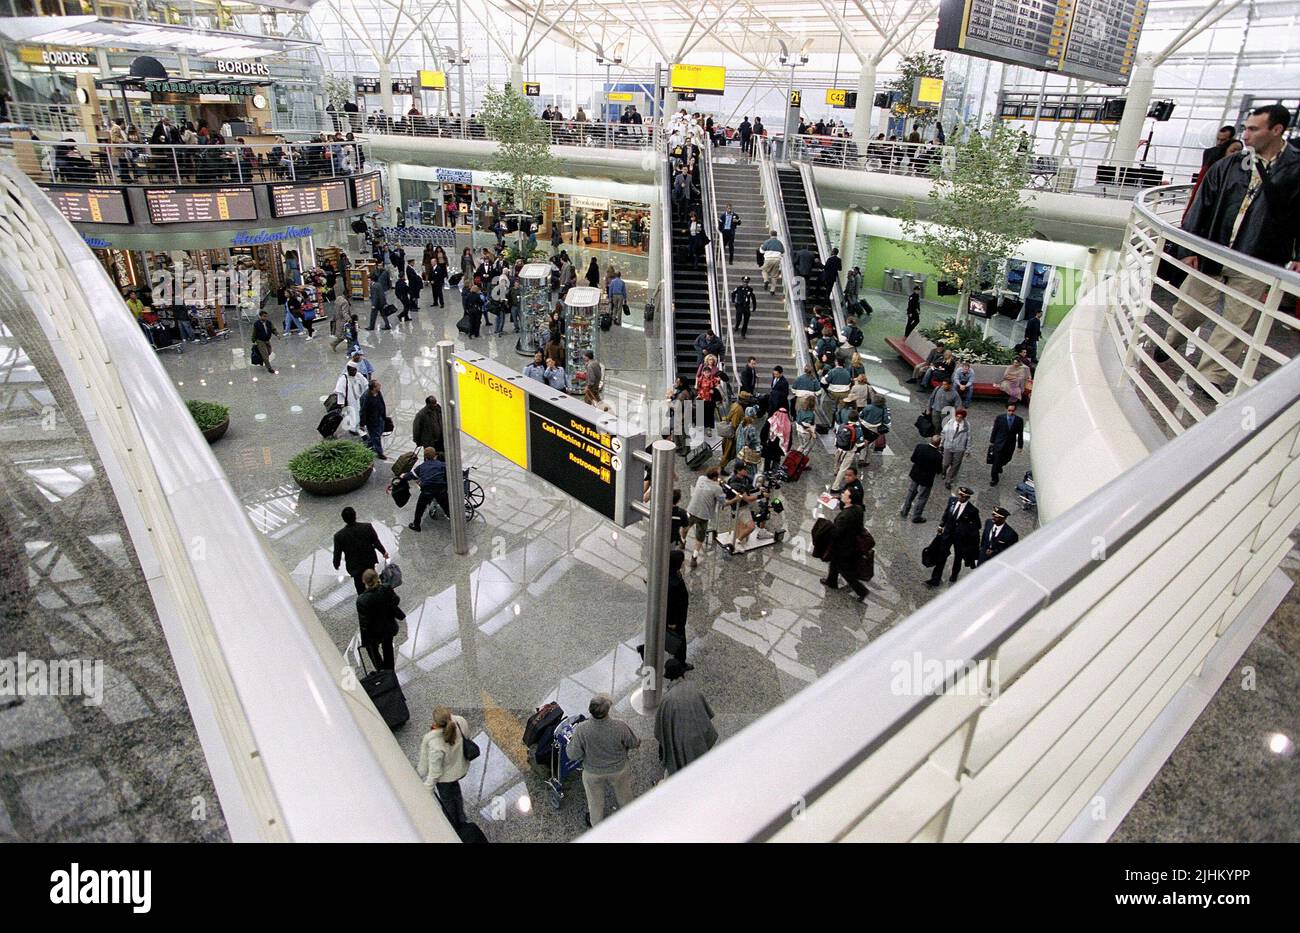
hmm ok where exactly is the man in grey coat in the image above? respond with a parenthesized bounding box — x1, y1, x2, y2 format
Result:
(567, 694, 641, 825)
(654, 659, 718, 777)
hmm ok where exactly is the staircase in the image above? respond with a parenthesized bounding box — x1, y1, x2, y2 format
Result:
(712, 159, 797, 376)
(777, 167, 832, 313)
(668, 170, 712, 377)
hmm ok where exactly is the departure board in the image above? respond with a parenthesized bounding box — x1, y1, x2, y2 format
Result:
(146, 187, 257, 224)
(350, 172, 382, 208)
(935, 0, 1149, 85)
(269, 179, 348, 218)
(527, 395, 619, 521)
(40, 186, 132, 225)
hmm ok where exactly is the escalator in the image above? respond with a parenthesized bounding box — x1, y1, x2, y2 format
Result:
(777, 167, 833, 315)
(667, 166, 712, 376)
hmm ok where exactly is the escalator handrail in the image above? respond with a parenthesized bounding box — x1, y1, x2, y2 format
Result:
(757, 138, 811, 373)
(700, 142, 739, 382)
(796, 160, 849, 338)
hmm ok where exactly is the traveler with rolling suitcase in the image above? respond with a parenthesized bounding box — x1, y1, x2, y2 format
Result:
(356, 637, 409, 731)
(416, 706, 476, 827)
(565, 694, 641, 826)
(356, 568, 404, 670)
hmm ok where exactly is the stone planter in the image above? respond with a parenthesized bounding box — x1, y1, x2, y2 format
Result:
(903, 331, 1009, 386)
(201, 417, 230, 444)
(292, 465, 374, 496)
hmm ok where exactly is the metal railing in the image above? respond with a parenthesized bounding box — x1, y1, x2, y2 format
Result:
(0, 161, 450, 842)
(274, 110, 657, 151)
(1112, 184, 1300, 435)
(9, 138, 371, 187)
(4, 100, 85, 136)
(796, 159, 848, 337)
(657, 133, 677, 391)
(584, 345, 1300, 841)
(756, 137, 811, 373)
(784, 134, 1207, 201)
(697, 136, 738, 383)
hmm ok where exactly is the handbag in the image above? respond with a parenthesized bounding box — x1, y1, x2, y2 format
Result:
(873, 434, 888, 451)
(250, 344, 262, 365)
(461, 727, 481, 762)
(755, 247, 764, 267)
(915, 412, 935, 437)
(379, 559, 403, 588)
(717, 421, 737, 439)
(383, 416, 395, 434)
(324, 392, 341, 411)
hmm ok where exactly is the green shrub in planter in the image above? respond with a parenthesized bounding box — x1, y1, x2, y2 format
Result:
(288, 440, 376, 495)
(918, 318, 1017, 365)
(187, 400, 230, 442)
(186, 400, 229, 432)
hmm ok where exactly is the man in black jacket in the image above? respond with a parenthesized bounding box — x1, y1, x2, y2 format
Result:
(926, 487, 981, 586)
(333, 506, 389, 594)
(767, 365, 790, 414)
(820, 247, 842, 297)
(978, 506, 1019, 565)
(718, 204, 740, 264)
(1023, 309, 1043, 363)
(739, 356, 759, 399)
(988, 403, 1025, 486)
(251, 310, 276, 374)
(904, 286, 922, 338)
(900, 434, 943, 522)
(1156, 104, 1300, 391)
(1201, 125, 1235, 171)
(411, 394, 444, 454)
(733, 276, 756, 338)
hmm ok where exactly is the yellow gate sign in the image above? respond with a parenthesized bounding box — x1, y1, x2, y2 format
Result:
(826, 88, 849, 107)
(455, 358, 528, 469)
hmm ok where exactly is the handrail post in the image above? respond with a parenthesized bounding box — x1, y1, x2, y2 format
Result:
(1236, 278, 1284, 395)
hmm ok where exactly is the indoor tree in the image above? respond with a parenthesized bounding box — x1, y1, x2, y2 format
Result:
(900, 120, 1035, 326)
(479, 84, 558, 259)
(321, 75, 353, 108)
(887, 51, 945, 134)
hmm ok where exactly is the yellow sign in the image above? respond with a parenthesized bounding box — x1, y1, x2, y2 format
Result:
(523, 82, 541, 96)
(607, 91, 634, 102)
(789, 90, 801, 108)
(418, 69, 447, 90)
(19, 46, 92, 67)
(456, 359, 528, 469)
(916, 76, 945, 106)
(825, 89, 849, 107)
(669, 63, 726, 95)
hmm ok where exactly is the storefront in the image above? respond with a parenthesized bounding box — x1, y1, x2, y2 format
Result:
(94, 75, 277, 145)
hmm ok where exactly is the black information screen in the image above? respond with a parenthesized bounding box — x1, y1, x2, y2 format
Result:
(40, 186, 132, 224)
(269, 179, 348, 217)
(350, 173, 382, 208)
(936, 0, 1148, 85)
(527, 396, 617, 520)
(145, 187, 257, 224)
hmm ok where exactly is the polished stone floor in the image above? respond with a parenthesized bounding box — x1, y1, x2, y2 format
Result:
(157, 279, 1045, 841)
(0, 288, 227, 843)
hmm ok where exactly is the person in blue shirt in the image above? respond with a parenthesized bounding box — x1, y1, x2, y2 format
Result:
(402, 448, 449, 532)
(542, 357, 568, 391)
(522, 350, 546, 383)
(792, 364, 820, 393)
(607, 270, 628, 323)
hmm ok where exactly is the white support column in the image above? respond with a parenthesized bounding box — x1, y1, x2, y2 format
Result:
(852, 59, 877, 139)
(379, 59, 394, 115)
(1112, 53, 1156, 164)
(509, 58, 523, 92)
(839, 207, 859, 271)
(649, 196, 663, 294)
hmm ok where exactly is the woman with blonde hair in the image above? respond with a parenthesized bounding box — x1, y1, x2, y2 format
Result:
(417, 705, 472, 827)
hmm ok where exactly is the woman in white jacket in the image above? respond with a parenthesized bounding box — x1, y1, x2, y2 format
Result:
(416, 706, 471, 827)
(333, 363, 370, 435)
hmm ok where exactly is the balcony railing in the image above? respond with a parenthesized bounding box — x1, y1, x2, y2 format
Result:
(781, 134, 1205, 201)
(274, 109, 657, 150)
(7, 138, 371, 187)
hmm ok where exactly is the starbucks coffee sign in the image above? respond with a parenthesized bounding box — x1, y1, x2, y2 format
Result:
(215, 60, 270, 78)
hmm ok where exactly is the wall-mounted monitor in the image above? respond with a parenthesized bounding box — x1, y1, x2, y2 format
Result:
(269, 179, 348, 218)
(40, 186, 132, 225)
(145, 187, 257, 224)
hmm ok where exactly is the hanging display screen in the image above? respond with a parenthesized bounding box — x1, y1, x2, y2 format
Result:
(269, 179, 348, 217)
(351, 173, 382, 208)
(145, 187, 257, 224)
(527, 396, 619, 521)
(669, 63, 726, 96)
(40, 186, 132, 224)
(935, 0, 1149, 86)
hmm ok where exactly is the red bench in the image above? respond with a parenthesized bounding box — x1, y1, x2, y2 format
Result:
(884, 335, 1014, 400)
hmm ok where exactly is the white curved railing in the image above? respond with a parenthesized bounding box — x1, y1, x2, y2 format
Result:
(582, 179, 1300, 843)
(0, 163, 451, 842)
(1110, 184, 1300, 435)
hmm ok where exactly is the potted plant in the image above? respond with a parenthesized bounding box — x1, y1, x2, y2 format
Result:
(186, 400, 230, 443)
(288, 440, 376, 495)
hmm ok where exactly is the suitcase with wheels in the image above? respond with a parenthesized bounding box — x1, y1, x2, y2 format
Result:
(353, 642, 409, 730)
(782, 449, 809, 481)
(317, 409, 344, 438)
(523, 702, 564, 750)
(686, 442, 712, 469)
(599, 311, 612, 331)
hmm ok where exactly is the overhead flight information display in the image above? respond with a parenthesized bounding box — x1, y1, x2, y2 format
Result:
(269, 179, 347, 217)
(528, 395, 619, 521)
(935, 0, 1149, 85)
(145, 187, 257, 224)
(350, 173, 382, 208)
(40, 186, 132, 224)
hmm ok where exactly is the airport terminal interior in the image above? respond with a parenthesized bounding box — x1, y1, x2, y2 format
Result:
(0, 0, 1296, 844)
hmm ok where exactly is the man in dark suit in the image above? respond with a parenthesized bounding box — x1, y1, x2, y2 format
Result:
(820, 247, 842, 297)
(333, 506, 389, 594)
(988, 403, 1025, 486)
(900, 434, 943, 522)
(978, 506, 1019, 564)
(739, 356, 759, 398)
(733, 276, 756, 338)
(717, 204, 740, 264)
(904, 286, 922, 338)
(1022, 310, 1043, 363)
(926, 486, 981, 586)
(767, 365, 790, 414)
(1200, 125, 1235, 170)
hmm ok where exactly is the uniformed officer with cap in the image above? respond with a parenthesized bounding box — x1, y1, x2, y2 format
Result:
(978, 505, 1019, 565)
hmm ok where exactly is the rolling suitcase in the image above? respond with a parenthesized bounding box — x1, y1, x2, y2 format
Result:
(782, 449, 809, 481)
(355, 642, 409, 730)
(317, 409, 343, 438)
(523, 702, 564, 753)
(686, 442, 712, 469)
